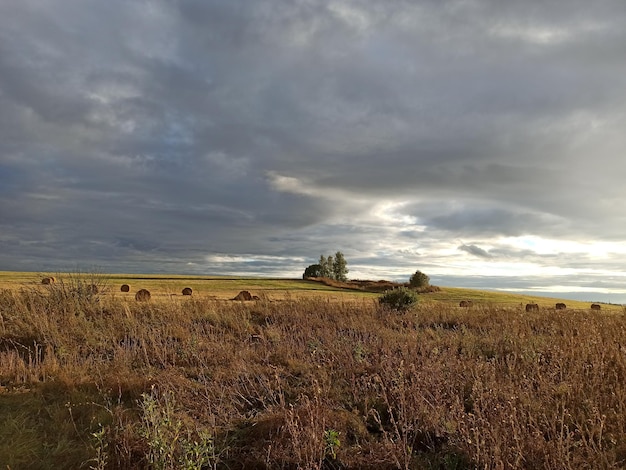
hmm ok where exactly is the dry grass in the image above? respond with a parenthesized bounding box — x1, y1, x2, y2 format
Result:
(1, 275, 626, 468)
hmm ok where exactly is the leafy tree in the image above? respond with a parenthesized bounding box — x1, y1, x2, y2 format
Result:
(303, 264, 323, 279)
(318, 255, 331, 278)
(409, 270, 430, 288)
(332, 251, 348, 282)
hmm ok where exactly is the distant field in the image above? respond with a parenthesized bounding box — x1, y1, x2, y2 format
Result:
(0, 271, 369, 301)
(421, 286, 618, 310)
(0, 271, 620, 310)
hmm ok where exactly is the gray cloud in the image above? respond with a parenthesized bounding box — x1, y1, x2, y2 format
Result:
(458, 244, 493, 259)
(1, 0, 626, 301)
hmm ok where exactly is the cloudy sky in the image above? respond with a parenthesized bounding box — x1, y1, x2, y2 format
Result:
(1, 0, 626, 302)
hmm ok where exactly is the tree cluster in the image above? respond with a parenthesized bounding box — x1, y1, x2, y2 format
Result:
(409, 270, 430, 288)
(303, 251, 349, 281)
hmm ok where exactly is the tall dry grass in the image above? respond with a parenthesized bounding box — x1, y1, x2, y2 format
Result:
(0, 280, 625, 469)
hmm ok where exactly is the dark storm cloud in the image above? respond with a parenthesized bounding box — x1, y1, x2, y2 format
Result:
(0, 0, 625, 300)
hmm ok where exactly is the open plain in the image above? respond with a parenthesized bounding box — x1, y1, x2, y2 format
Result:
(0, 271, 625, 469)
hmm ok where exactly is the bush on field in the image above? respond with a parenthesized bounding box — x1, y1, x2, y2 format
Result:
(378, 287, 419, 311)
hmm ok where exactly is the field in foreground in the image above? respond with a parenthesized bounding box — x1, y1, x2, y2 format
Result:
(1, 275, 626, 469)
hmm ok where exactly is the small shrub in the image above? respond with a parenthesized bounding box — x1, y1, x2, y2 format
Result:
(379, 287, 419, 311)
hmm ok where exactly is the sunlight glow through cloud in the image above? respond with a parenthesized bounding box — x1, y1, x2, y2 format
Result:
(500, 236, 626, 257)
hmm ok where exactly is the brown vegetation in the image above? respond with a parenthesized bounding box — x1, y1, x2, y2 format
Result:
(0, 284, 625, 468)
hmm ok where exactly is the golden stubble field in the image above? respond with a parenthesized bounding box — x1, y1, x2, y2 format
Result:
(0, 271, 617, 310)
(1, 271, 625, 469)
(0, 271, 371, 302)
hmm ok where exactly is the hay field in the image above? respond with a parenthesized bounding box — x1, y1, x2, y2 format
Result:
(0, 271, 372, 302)
(0, 271, 617, 310)
(1, 271, 625, 469)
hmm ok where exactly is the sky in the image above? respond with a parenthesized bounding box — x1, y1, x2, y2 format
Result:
(1, 0, 625, 303)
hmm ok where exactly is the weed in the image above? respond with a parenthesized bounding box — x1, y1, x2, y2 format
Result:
(324, 429, 341, 460)
(139, 386, 216, 470)
(89, 424, 108, 470)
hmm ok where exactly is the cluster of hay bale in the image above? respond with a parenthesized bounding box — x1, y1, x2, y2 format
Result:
(117, 285, 265, 302)
(121, 285, 193, 301)
(49, 278, 609, 312)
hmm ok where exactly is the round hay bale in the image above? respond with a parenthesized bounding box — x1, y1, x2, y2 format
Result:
(555, 303, 567, 310)
(182, 287, 193, 296)
(590, 303, 601, 310)
(121, 284, 130, 292)
(135, 289, 151, 302)
(233, 290, 253, 301)
(525, 303, 539, 312)
(459, 300, 473, 307)
(41, 277, 53, 285)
